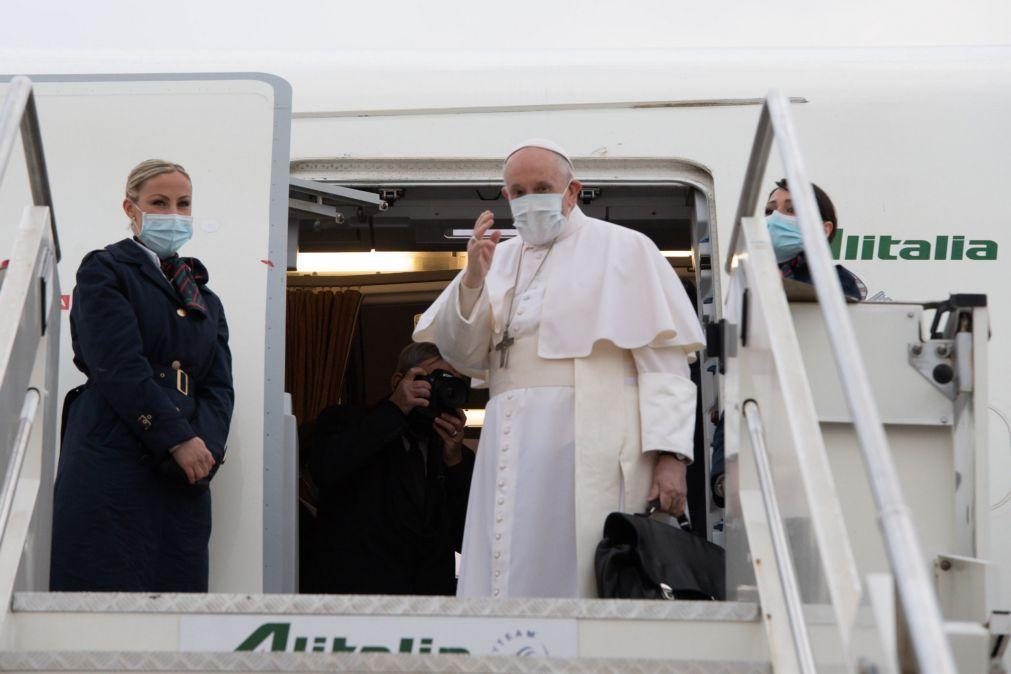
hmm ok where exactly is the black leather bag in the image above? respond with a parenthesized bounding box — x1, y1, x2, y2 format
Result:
(595, 509, 726, 600)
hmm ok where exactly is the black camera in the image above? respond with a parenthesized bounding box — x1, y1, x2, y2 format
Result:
(414, 369, 469, 421)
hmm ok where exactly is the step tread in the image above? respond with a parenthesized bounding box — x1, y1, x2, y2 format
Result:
(12, 593, 761, 622)
(0, 651, 771, 673)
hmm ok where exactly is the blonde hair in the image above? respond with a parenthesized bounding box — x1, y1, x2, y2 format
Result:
(125, 159, 191, 201)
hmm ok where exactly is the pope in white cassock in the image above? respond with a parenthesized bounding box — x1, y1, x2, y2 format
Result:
(414, 139, 705, 598)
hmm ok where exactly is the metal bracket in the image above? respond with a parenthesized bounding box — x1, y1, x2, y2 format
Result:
(990, 611, 1010, 666)
(740, 288, 750, 347)
(926, 294, 987, 340)
(36, 245, 53, 337)
(378, 188, 402, 206)
(908, 295, 984, 400)
(579, 187, 600, 204)
(704, 319, 737, 375)
(908, 340, 957, 400)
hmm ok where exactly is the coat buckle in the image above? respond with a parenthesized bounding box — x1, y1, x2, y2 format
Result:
(176, 368, 190, 396)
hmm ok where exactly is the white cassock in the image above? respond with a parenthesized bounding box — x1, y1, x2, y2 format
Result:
(414, 207, 705, 598)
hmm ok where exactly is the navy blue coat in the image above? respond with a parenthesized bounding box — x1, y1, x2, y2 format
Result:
(51, 239, 233, 592)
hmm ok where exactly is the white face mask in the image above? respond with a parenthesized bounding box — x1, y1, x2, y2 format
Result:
(131, 202, 193, 258)
(509, 184, 571, 246)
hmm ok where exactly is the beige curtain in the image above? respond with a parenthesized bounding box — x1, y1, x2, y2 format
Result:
(285, 287, 363, 426)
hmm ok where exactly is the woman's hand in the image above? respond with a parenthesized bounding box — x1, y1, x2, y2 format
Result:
(171, 437, 216, 484)
(462, 211, 501, 289)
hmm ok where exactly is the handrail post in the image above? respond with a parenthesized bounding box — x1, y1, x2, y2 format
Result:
(0, 76, 61, 261)
(19, 86, 60, 261)
(725, 103, 773, 274)
(0, 77, 32, 190)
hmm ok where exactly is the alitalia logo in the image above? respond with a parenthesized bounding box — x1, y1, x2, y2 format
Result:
(830, 229, 998, 261)
(235, 622, 470, 654)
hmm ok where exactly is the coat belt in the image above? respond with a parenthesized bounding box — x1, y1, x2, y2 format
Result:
(151, 363, 192, 396)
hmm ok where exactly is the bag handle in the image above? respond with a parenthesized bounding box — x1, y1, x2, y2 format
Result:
(644, 499, 694, 533)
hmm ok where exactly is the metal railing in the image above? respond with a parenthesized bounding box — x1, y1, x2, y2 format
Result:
(0, 77, 60, 600)
(728, 90, 957, 674)
(743, 400, 817, 674)
(0, 389, 40, 542)
(0, 76, 60, 261)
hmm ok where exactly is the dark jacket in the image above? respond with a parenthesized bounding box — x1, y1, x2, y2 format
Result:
(780, 253, 867, 302)
(50, 239, 233, 592)
(307, 400, 474, 595)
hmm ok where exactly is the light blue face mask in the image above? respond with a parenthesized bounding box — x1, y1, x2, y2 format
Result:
(509, 181, 572, 246)
(134, 206, 193, 258)
(766, 210, 804, 263)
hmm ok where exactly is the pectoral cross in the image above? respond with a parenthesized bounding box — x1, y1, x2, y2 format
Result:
(495, 330, 515, 368)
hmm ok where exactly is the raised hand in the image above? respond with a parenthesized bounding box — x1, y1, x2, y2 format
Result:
(462, 211, 502, 289)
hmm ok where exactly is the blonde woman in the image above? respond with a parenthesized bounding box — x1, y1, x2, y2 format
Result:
(51, 160, 233, 591)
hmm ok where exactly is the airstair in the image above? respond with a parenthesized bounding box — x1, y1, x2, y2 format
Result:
(0, 78, 1002, 672)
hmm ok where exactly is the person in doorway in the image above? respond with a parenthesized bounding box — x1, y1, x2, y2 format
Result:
(307, 342, 475, 595)
(414, 139, 706, 598)
(765, 178, 866, 301)
(51, 159, 233, 592)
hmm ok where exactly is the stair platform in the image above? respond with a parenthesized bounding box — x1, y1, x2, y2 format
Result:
(2, 593, 770, 672)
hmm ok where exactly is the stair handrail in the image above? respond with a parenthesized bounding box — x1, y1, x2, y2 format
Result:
(743, 399, 817, 674)
(0, 76, 60, 261)
(727, 90, 957, 674)
(0, 389, 40, 544)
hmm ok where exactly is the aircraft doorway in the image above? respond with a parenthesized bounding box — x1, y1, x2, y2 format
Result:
(284, 160, 720, 596)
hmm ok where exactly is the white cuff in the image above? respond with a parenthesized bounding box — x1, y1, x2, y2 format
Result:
(458, 282, 484, 321)
(638, 373, 696, 461)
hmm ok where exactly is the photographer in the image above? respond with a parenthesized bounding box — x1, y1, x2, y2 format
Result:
(307, 342, 475, 595)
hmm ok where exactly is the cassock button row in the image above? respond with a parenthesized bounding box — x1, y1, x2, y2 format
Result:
(495, 533, 502, 540)
(504, 428, 510, 435)
(498, 479, 505, 488)
(494, 552, 501, 560)
(499, 463, 506, 471)
(506, 410, 512, 418)
(497, 497, 505, 505)
(494, 570, 501, 578)
(493, 590, 500, 597)
(496, 515, 503, 523)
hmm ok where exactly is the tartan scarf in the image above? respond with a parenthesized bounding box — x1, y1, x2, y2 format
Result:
(159, 255, 208, 316)
(778, 252, 807, 280)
